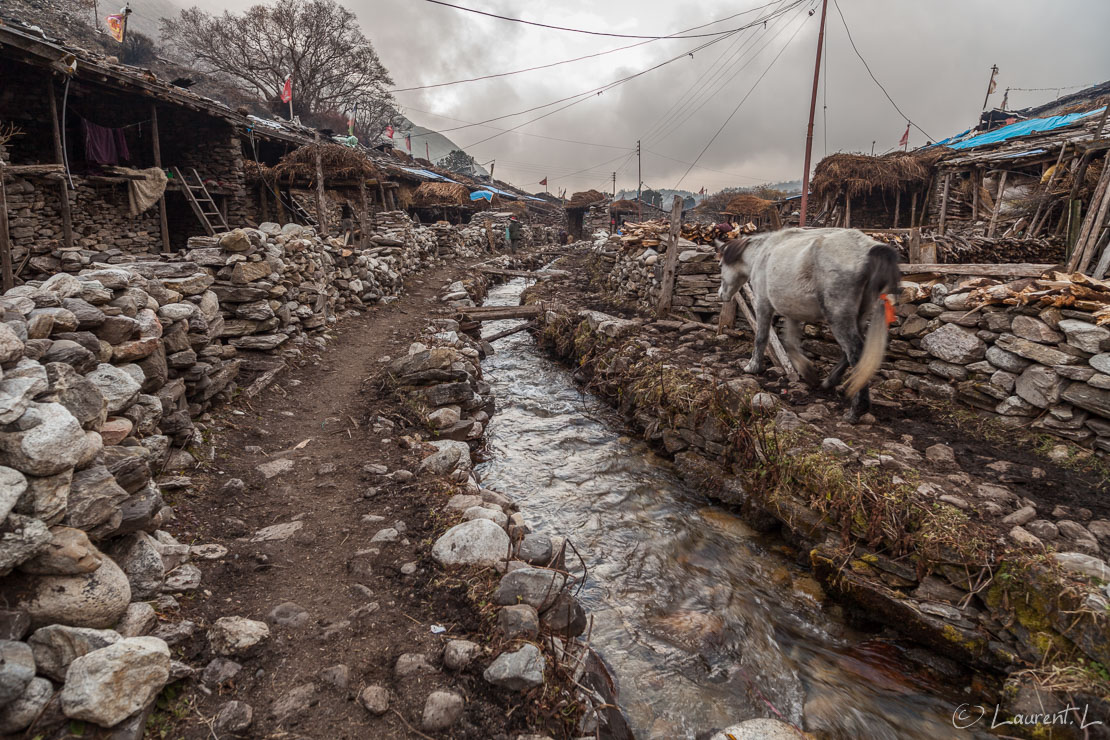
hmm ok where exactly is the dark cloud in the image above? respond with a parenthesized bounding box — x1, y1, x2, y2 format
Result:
(193, 0, 1110, 193)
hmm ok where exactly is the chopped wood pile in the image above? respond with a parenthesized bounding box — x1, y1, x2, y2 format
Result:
(616, 219, 750, 248)
(933, 234, 1064, 264)
(967, 271, 1110, 324)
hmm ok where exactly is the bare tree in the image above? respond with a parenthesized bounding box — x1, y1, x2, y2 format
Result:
(162, 0, 394, 120)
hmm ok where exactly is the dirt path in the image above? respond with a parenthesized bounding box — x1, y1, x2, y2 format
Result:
(159, 259, 547, 739)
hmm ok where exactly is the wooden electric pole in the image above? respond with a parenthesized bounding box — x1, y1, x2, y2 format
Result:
(636, 139, 642, 220)
(798, 0, 829, 227)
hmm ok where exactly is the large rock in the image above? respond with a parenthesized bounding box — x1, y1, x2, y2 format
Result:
(1059, 319, 1110, 354)
(709, 718, 804, 739)
(996, 333, 1081, 366)
(492, 567, 568, 611)
(431, 518, 509, 567)
(1061, 382, 1110, 418)
(64, 465, 129, 534)
(44, 363, 106, 428)
(0, 466, 27, 522)
(1011, 315, 1064, 344)
(920, 324, 985, 364)
(12, 555, 131, 628)
(0, 402, 85, 476)
(18, 526, 103, 575)
(483, 644, 545, 691)
(1014, 365, 1065, 408)
(0, 323, 24, 364)
(85, 364, 142, 415)
(59, 636, 170, 727)
(108, 532, 165, 599)
(0, 515, 51, 576)
(28, 624, 121, 680)
(0, 374, 47, 426)
(0, 640, 35, 707)
(422, 690, 464, 732)
(207, 617, 269, 657)
(0, 676, 52, 733)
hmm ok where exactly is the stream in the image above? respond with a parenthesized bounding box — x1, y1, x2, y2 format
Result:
(475, 277, 983, 740)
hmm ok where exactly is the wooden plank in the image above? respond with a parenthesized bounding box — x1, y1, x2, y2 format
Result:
(483, 321, 536, 343)
(655, 196, 684, 316)
(908, 228, 921, 264)
(716, 293, 737, 333)
(893, 189, 900, 229)
(0, 164, 65, 176)
(457, 305, 544, 321)
(150, 104, 171, 252)
(937, 173, 952, 235)
(1071, 154, 1110, 273)
(47, 77, 73, 250)
(986, 171, 1008, 238)
(736, 286, 799, 382)
(0, 163, 13, 291)
(313, 131, 328, 234)
(900, 263, 1053, 278)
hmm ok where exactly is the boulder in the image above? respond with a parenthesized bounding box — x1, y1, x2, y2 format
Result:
(442, 639, 480, 671)
(28, 624, 121, 680)
(1059, 319, 1110, 354)
(84, 364, 141, 414)
(64, 464, 128, 534)
(920, 324, 986, 364)
(17, 526, 102, 575)
(708, 718, 803, 740)
(0, 640, 35, 707)
(493, 567, 568, 611)
(207, 616, 269, 657)
(1011, 315, 1064, 344)
(483, 643, 545, 691)
(498, 604, 539, 639)
(0, 676, 52, 733)
(12, 554, 131, 628)
(431, 518, 509, 567)
(0, 403, 85, 477)
(44, 363, 106, 428)
(108, 532, 165, 599)
(1014, 365, 1065, 408)
(214, 700, 253, 734)
(0, 466, 27, 522)
(0, 515, 51, 576)
(422, 690, 464, 732)
(59, 636, 170, 727)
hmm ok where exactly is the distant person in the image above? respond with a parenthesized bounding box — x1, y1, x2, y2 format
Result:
(507, 216, 522, 253)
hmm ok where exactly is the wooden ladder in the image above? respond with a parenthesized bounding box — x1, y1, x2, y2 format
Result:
(279, 190, 318, 227)
(173, 167, 228, 235)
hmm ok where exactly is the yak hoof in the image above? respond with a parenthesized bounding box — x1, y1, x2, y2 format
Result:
(743, 361, 762, 374)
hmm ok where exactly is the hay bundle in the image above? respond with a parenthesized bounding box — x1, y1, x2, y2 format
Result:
(609, 198, 639, 213)
(413, 181, 471, 207)
(272, 142, 378, 184)
(565, 189, 607, 209)
(724, 194, 773, 216)
(812, 150, 945, 200)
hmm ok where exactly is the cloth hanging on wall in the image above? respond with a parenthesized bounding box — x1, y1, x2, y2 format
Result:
(117, 167, 167, 216)
(82, 118, 130, 165)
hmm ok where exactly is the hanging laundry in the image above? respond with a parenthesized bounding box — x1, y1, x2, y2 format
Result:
(82, 119, 130, 165)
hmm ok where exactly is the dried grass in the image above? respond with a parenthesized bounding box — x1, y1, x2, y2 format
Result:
(723, 194, 773, 216)
(413, 181, 471, 206)
(812, 149, 947, 200)
(272, 142, 378, 184)
(565, 189, 607, 209)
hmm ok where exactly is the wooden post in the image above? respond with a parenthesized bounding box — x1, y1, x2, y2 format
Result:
(313, 132, 328, 234)
(0, 164, 13, 290)
(893, 190, 901, 229)
(1070, 155, 1110, 273)
(909, 191, 918, 228)
(843, 192, 851, 228)
(971, 169, 980, 221)
(1067, 200, 1083, 257)
(655, 196, 684, 316)
(1092, 231, 1110, 279)
(274, 180, 286, 224)
(47, 78, 74, 251)
(908, 227, 921, 264)
(717, 295, 736, 333)
(258, 181, 270, 223)
(358, 181, 369, 245)
(986, 171, 1008, 238)
(377, 180, 387, 210)
(938, 172, 952, 235)
(149, 103, 171, 252)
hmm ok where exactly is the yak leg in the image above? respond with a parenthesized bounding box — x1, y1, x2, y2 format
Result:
(743, 296, 773, 375)
(826, 312, 870, 420)
(781, 318, 817, 385)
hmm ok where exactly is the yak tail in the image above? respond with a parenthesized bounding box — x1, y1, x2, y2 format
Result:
(844, 245, 900, 398)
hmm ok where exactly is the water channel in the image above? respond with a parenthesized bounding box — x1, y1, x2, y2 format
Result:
(475, 277, 985, 740)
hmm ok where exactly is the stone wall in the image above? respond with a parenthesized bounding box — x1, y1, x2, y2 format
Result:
(589, 233, 1110, 455)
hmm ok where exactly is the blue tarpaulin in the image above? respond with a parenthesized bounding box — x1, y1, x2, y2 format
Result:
(934, 108, 1104, 151)
(469, 190, 494, 202)
(396, 166, 459, 183)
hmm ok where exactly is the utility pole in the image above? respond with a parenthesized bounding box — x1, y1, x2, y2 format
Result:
(121, 2, 132, 44)
(798, 0, 829, 228)
(636, 139, 642, 221)
(981, 64, 999, 111)
(871, 141, 875, 156)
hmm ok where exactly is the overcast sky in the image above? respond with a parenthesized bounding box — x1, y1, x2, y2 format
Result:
(189, 0, 1110, 194)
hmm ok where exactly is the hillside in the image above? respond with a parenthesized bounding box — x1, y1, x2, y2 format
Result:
(397, 120, 489, 177)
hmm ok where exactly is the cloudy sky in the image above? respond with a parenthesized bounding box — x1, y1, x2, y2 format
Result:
(190, 0, 1109, 194)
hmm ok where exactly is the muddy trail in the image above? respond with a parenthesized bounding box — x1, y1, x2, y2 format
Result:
(161, 257, 563, 739)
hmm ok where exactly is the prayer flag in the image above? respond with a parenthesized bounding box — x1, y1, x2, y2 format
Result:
(280, 75, 293, 104)
(106, 13, 126, 42)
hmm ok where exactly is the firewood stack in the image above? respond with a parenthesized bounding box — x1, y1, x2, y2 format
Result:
(934, 234, 1064, 264)
(967, 271, 1110, 324)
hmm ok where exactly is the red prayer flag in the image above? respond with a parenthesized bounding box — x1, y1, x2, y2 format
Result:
(539, 177, 548, 186)
(898, 123, 910, 148)
(384, 125, 395, 139)
(405, 134, 412, 152)
(280, 75, 293, 104)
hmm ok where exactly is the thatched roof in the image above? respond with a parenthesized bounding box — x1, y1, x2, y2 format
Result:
(811, 149, 946, 200)
(565, 189, 608, 210)
(413, 182, 472, 207)
(609, 198, 639, 213)
(272, 143, 378, 184)
(724, 194, 773, 216)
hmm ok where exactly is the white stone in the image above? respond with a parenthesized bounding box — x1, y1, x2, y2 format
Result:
(431, 518, 509, 567)
(59, 636, 170, 727)
(1059, 319, 1110, 354)
(709, 718, 806, 740)
(250, 521, 303, 542)
(207, 617, 269, 656)
(462, 505, 508, 528)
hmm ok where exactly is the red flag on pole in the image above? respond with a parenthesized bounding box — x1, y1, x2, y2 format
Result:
(898, 122, 910, 149)
(405, 134, 412, 152)
(280, 75, 293, 104)
(539, 177, 548, 186)
(384, 125, 395, 139)
(106, 13, 126, 42)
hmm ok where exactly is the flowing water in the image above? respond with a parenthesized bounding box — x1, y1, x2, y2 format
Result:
(476, 277, 983, 740)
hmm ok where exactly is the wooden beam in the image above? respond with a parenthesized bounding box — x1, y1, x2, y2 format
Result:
(937, 173, 952, 235)
(737, 285, 799, 382)
(0, 165, 13, 291)
(909, 190, 918, 228)
(900, 263, 1054, 278)
(986, 171, 1008, 238)
(908, 227, 921, 264)
(482, 320, 536, 343)
(971, 169, 979, 221)
(655, 196, 684, 316)
(1071, 156, 1110, 273)
(150, 103, 171, 253)
(274, 180, 286, 224)
(716, 293, 737, 333)
(47, 78, 74, 251)
(313, 132, 328, 234)
(893, 189, 901, 229)
(843, 192, 851, 228)
(358, 181, 369, 246)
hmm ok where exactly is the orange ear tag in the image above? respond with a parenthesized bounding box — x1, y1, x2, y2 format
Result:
(881, 293, 896, 326)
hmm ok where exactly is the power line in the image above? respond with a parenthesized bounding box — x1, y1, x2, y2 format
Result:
(402, 106, 633, 150)
(831, 0, 933, 141)
(393, 0, 791, 93)
(1009, 83, 1098, 92)
(421, 0, 787, 40)
(675, 9, 811, 188)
